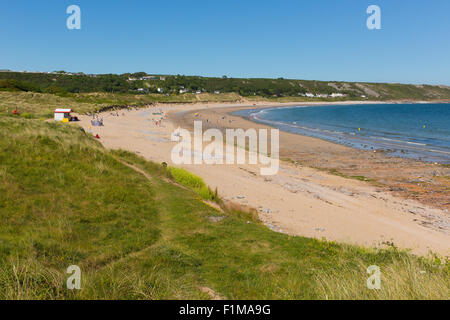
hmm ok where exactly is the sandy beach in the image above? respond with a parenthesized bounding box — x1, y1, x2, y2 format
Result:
(77, 101, 450, 256)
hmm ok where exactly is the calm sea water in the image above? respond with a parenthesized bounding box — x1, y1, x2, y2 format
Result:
(234, 103, 450, 164)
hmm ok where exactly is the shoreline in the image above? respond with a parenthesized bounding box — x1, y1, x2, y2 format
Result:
(170, 101, 450, 212)
(232, 103, 450, 165)
(77, 101, 450, 256)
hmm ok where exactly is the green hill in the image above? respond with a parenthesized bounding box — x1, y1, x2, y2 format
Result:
(1, 71, 450, 101)
(0, 117, 448, 299)
(0, 91, 242, 119)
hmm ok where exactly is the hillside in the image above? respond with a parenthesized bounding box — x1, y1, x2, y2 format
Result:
(1, 71, 450, 101)
(0, 116, 448, 299)
(0, 91, 242, 118)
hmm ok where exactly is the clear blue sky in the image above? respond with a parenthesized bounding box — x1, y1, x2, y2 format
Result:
(1, 0, 449, 85)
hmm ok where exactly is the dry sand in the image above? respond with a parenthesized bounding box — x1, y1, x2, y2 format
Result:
(77, 101, 450, 256)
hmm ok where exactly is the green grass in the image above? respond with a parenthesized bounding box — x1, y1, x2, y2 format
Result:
(0, 91, 242, 119)
(0, 117, 448, 300)
(166, 167, 217, 201)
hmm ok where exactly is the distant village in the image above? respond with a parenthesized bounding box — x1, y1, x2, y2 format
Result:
(127, 74, 352, 98)
(0, 69, 99, 77)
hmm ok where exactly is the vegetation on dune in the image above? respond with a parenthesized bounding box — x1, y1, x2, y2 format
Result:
(166, 167, 218, 201)
(0, 117, 448, 300)
(0, 91, 241, 119)
(0, 91, 105, 118)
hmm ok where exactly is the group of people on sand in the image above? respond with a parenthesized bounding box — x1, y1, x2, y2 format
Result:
(110, 111, 127, 117)
(107, 106, 135, 117)
(197, 114, 234, 126)
(150, 108, 166, 127)
(90, 114, 104, 126)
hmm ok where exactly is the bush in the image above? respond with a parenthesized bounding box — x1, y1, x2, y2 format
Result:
(44, 86, 68, 95)
(167, 167, 216, 201)
(19, 112, 34, 119)
(0, 79, 40, 92)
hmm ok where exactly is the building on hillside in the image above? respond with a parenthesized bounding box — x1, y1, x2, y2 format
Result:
(330, 93, 345, 98)
(141, 76, 157, 80)
(54, 109, 73, 122)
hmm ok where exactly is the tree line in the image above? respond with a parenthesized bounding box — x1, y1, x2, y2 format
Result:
(0, 71, 356, 97)
(1, 71, 449, 100)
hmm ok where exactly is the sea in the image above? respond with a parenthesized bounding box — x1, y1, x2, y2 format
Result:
(233, 103, 450, 164)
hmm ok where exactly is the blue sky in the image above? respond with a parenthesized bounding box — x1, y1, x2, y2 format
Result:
(1, 0, 449, 84)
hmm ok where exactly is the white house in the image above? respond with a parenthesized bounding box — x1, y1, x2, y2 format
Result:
(331, 93, 345, 98)
(305, 93, 314, 98)
(142, 76, 158, 80)
(54, 109, 73, 122)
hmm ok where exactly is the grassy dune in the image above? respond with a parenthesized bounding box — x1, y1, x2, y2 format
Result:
(0, 91, 242, 118)
(0, 117, 448, 299)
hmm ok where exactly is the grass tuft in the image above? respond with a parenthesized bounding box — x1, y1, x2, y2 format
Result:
(167, 167, 218, 201)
